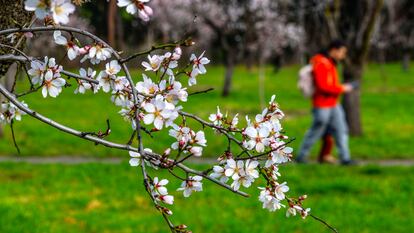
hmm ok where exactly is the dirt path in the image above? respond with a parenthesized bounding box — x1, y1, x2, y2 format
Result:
(1, 156, 414, 166)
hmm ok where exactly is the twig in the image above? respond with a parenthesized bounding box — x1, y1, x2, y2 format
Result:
(188, 87, 214, 96)
(0, 43, 30, 60)
(120, 40, 188, 63)
(0, 54, 100, 84)
(10, 120, 20, 154)
(310, 214, 339, 233)
(80, 119, 111, 140)
(235, 138, 296, 161)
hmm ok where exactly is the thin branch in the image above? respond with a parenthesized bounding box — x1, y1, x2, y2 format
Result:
(235, 138, 296, 161)
(15, 85, 42, 98)
(0, 54, 100, 84)
(188, 87, 214, 96)
(120, 40, 189, 63)
(10, 120, 20, 154)
(174, 161, 250, 197)
(179, 111, 243, 147)
(80, 119, 111, 140)
(0, 43, 30, 60)
(310, 214, 339, 233)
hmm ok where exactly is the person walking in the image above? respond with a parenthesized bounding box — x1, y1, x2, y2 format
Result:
(296, 40, 356, 165)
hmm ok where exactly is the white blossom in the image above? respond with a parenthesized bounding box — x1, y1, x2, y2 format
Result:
(83, 44, 111, 64)
(129, 151, 141, 166)
(96, 71, 113, 93)
(24, 0, 49, 19)
(164, 79, 188, 104)
(210, 165, 228, 183)
(258, 187, 285, 212)
(117, 0, 153, 21)
(187, 69, 199, 86)
(105, 60, 121, 76)
(244, 126, 270, 152)
(142, 95, 175, 130)
(51, 0, 75, 24)
(142, 54, 164, 72)
(274, 182, 289, 200)
(74, 68, 95, 94)
(245, 159, 259, 179)
(224, 159, 245, 181)
(27, 60, 45, 85)
(41, 60, 65, 98)
(135, 74, 160, 95)
(153, 177, 169, 195)
(53, 31, 79, 60)
(0, 102, 28, 123)
(208, 106, 223, 126)
(190, 51, 210, 74)
(177, 176, 203, 197)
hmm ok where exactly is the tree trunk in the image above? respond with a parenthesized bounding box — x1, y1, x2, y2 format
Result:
(116, 6, 125, 51)
(222, 50, 236, 97)
(107, 0, 117, 47)
(402, 52, 410, 72)
(0, 0, 33, 138)
(0, 63, 18, 138)
(0, 0, 33, 75)
(342, 62, 363, 136)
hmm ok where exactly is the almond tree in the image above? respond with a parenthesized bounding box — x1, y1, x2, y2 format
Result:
(150, 0, 303, 97)
(0, 1, 336, 232)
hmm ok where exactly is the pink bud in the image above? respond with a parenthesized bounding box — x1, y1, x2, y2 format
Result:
(78, 45, 91, 55)
(164, 148, 171, 156)
(24, 32, 33, 38)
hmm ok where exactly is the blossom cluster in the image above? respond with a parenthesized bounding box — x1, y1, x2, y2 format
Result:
(286, 195, 311, 219)
(208, 106, 239, 130)
(0, 102, 27, 124)
(151, 177, 174, 205)
(28, 56, 66, 98)
(25, 0, 76, 24)
(204, 95, 305, 215)
(169, 124, 207, 156)
(177, 175, 203, 197)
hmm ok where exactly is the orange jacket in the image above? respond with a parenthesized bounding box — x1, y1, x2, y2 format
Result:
(311, 54, 345, 108)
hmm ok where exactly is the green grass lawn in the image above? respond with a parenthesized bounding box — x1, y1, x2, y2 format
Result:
(0, 63, 413, 159)
(1, 162, 413, 233)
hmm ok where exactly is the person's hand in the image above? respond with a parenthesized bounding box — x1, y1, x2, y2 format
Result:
(343, 83, 353, 93)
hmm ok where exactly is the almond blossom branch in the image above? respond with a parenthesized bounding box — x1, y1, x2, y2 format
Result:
(0, 83, 249, 198)
(174, 162, 250, 197)
(178, 111, 245, 146)
(0, 54, 99, 84)
(178, 111, 254, 159)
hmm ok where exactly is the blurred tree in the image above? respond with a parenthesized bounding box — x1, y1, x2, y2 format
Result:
(371, 0, 414, 72)
(150, 0, 302, 97)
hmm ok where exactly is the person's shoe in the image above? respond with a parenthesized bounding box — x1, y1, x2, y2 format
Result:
(295, 158, 308, 164)
(318, 155, 337, 164)
(341, 160, 358, 166)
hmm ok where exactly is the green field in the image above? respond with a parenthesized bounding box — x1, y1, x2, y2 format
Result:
(1, 162, 413, 233)
(0, 63, 413, 159)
